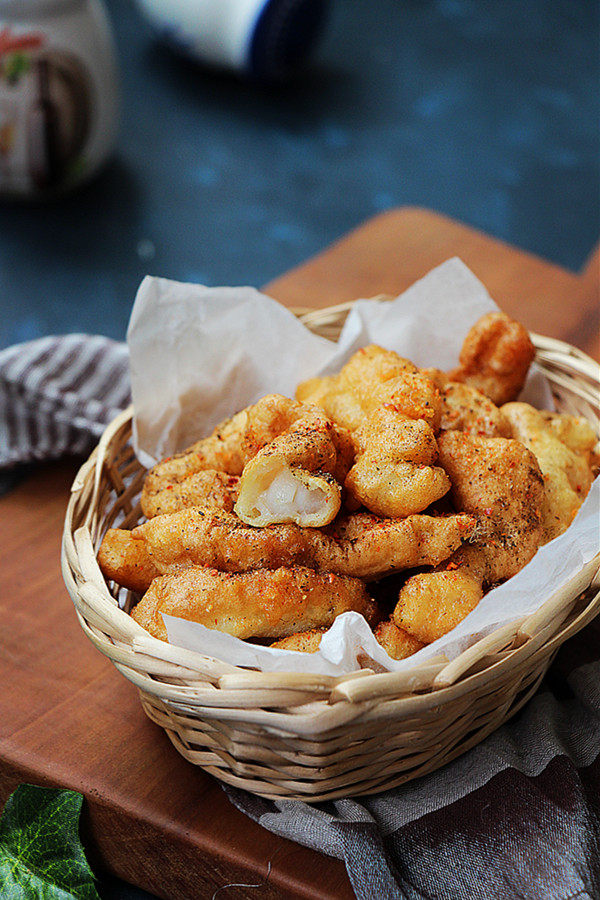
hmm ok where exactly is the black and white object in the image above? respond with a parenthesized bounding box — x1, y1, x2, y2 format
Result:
(134, 0, 330, 81)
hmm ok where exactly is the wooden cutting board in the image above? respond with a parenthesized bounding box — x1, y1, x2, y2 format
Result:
(1, 208, 598, 900)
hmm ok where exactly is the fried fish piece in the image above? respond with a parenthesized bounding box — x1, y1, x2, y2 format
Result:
(97, 528, 158, 594)
(296, 345, 442, 432)
(539, 411, 599, 466)
(437, 430, 545, 581)
(393, 569, 483, 644)
(241, 394, 354, 476)
(241, 394, 317, 459)
(142, 395, 297, 503)
(299, 347, 447, 517)
(392, 432, 546, 642)
(270, 628, 328, 652)
(141, 408, 249, 511)
(393, 545, 486, 643)
(131, 507, 475, 582)
(296, 375, 336, 408)
(449, 312, 535, 405)
(423, 368, 511, 437)
(297, 376, 366, 433)
(143, 394, 353, 521)
(141, 470, 240, 518)
(344, 406, 450, 517)
(237, 462, 341, 528)
(235, 409, 352, 527)
(502, 402, 595, 542)
(373, 619, 426, 660)
(341, 349, 440, 427)
(131, 566, 377, 642)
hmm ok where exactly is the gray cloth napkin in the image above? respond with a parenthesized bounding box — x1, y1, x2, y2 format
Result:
(0, 334, 129, 468)
(226, 649, 600, 899)
(2, 335, 599, 899)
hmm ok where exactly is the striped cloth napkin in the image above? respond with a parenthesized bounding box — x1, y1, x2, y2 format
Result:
(0, 335, 130, 468)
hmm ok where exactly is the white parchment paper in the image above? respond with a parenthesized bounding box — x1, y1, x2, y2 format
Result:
(127, 259, 599, 675)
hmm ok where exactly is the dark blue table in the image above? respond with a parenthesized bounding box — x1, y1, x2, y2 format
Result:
(0, 0, 598, 351)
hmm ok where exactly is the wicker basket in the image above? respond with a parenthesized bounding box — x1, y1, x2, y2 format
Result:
(61, 304, 600, 802)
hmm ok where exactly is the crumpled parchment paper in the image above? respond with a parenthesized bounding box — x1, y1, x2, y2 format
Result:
(127, 259, 599, 674)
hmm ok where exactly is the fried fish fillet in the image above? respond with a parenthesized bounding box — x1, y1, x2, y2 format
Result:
(128, 507, 474, 583)
(344, 406, 450, 517)
(423, 368, 511, 437)
(143, 394, 353, 522)
(539, 411, 599, 468)
(297, 374, 366, 433)
(97, 528, 158, 594)
(141, 408, 249, 513)
(131, 566, 377, 642)
(141, 470, 240, 518)
(240, 394, 347, 463)
(298, 347, 447, 516)
(449, 312, 535, 405)
(392, 433, 546, 641)
(235, 409, 352, 527)
(297, 345, 442, 432)
(437, 430, 545, 581)
(141, 394, 295, 503)
(393, 546, 486, 643)
(373, 620, 426, 660)
(502, 402, 595, 541)
(271, 628, 328, 652)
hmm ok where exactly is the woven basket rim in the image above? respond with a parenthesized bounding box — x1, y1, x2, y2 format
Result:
(62, 328, 600, 712)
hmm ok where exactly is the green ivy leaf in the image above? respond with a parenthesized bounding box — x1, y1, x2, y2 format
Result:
(0, 784, 100, 899)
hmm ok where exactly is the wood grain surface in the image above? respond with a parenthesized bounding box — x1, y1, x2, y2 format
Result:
(266, 208, 599, 359)
(1, 208, 598, 900)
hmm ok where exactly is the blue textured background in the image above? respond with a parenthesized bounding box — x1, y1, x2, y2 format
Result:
(0, 0, 598, 352)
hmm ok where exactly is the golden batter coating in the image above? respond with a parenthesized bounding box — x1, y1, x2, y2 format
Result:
(423, 368, 511, 438)
(373, 620, 426, 660)
(392, 543, 488, 645)
(142, 408, 248, 509)
(299, 347, 447, 517)
(239, 393, 302, 461)
(97, 528, 158, 593)
(131, 566, 377, 642)
(141, 470, 240, 518)
(393, 564, 484, 644)
(438, 431, 545, 581)
(241, 394, 353, 473)
(502, 402, 595, 542)
(142, 394, 353, 515)
(270, 628, 328, 652)
(296, 375, 335, 407)
(338, 344, 416, 388)
(298, 378, 366, 433)
(448, 312, 535, 406)
(391, 428, 548, 644)
(235, 408, 352, 527)
(344, 406, 450, 517)
(539, 411, 598, 467)
(132, 507, 475, 582)
(296, 345, 442, 433)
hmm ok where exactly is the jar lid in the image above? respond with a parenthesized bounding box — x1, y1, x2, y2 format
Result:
(248, 0, 329, 81)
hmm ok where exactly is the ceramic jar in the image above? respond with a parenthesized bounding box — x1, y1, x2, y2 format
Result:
(0, 0, 119, 198)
